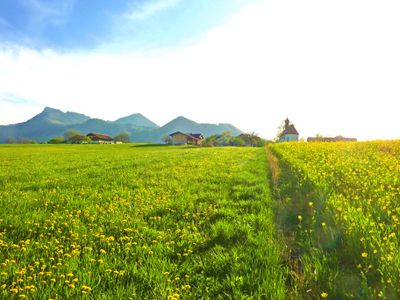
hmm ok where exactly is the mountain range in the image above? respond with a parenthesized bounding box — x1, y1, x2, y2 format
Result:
(0, 107, 242, 143)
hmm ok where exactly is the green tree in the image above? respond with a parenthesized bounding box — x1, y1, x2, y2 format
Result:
(274, 119, 287, 142)
(5, 137, 16, 144)
(114, 132, 130, 143)
(315, 133, 324, 141)
(230, 136, 245, 146)
(69, 134, 90, 144)
(203, 135, 217, 147)
(64, 129, 82, 143)
(216, 132, 232, 146)
(48, 137, 66, 144)
(161, 134, 171, 144)
(19, 138, 37, 144)
(247, 132, 260, 147)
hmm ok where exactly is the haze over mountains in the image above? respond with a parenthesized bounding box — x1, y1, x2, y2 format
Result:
(0, 107, 242, 143)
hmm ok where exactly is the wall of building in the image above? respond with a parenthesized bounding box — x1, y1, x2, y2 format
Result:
(171, 133, 188, 145)
(279, 134, 299, 142)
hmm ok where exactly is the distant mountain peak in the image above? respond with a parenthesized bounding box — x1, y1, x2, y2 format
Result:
(42, 107, 61, 113)
(167, 116, 198, 125)
(114, 113, 158, 128)
(28, 107, 91, 126)
(175, 115, 192, 121)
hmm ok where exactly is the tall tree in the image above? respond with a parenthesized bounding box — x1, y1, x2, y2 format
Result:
(114, 132, 130, 143)
(64, 129, 81, 142)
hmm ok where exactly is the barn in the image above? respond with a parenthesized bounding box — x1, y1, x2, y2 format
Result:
(167, 132, 204, 145)
(279, 118, 299, 142)
(86, 132, 114, 144)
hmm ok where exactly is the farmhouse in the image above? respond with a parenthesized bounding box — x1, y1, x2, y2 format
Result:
(168, 132, 204, 145)
(86, 132, 114, 144)
(307, 135, 357, 142)
(279, 118, 299, 142)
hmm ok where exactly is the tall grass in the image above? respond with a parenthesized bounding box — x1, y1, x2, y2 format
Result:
(269, 141, 400, 299)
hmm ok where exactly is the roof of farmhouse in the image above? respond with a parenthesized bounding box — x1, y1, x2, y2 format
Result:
(86, 132, 113, 141)
(280, 118, 299, 136)
(169, 132, 203, 139)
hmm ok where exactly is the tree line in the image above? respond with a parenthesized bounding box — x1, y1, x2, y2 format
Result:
(5, 130, 130, 144)
(202, 132, 269, 147)
(49, 130, 130, 144)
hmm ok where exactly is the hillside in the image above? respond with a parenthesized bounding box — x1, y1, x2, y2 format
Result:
(29, 107, 90, 125)
(157, 116, 242, 137)
(0, 107, 242, 143)
(0, 107, 91, 142)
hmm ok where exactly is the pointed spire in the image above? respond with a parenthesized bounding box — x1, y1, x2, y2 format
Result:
(284, 118, 290, 130)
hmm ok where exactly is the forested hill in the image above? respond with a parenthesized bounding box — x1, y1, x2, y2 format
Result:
(0, 107, 242, 143)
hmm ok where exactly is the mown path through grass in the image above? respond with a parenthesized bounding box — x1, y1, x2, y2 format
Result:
(0, 144, 286, 299)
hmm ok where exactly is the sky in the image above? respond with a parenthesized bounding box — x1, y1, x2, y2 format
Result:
(0, 0, 399, 140)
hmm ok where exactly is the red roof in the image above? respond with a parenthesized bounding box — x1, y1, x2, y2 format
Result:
(189, 133, 204, 139)
(169, 131, 187, 136)
(87, 132, 113, 141)
(280, 124, 299, 136)
(169, 132, 203, 140)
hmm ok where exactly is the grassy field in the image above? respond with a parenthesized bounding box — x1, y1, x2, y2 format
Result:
(3, 141, 400, 299)
(0, 144, 286, 299)
(270, 141, 400, 299)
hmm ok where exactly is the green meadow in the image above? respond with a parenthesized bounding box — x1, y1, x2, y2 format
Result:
(0, 145, 286, 299)
(2, 142, 400, 299)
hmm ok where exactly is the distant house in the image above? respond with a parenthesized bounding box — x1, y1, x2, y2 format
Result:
(167, 132, 204, 145)
(86, 132, 114, 144)
(279, 118, 299, 142)
(307, 135, 357, 142)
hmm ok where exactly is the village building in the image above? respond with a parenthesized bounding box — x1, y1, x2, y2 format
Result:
(167, 132, 204, 145)
(307, 135, 357, 142)
(86, 132, 114, 144)
(279, 118, 299, 142)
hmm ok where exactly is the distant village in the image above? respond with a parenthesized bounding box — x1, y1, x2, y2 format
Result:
(278, 118, 357, 143)
(164, 118, 356, 146)
(1, 107, 359, 145)
(64, 118, 356, 146)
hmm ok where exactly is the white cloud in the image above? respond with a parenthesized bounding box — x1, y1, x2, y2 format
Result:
(1, 0, 400, 140)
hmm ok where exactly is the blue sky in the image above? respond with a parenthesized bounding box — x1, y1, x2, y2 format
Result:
(1, 0, 400, 140)
(0, 0, 252, 51)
